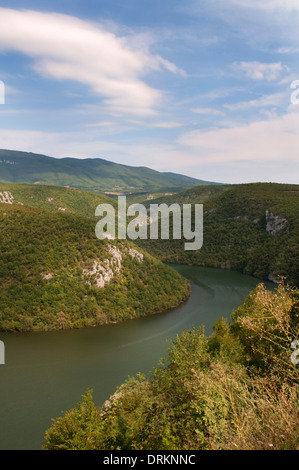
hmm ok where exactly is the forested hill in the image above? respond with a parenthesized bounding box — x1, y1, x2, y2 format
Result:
(137, 183, 299, 286)
(0, 149, 217, 193)
(0, 203, 190, 332)
(0, 183, 117, 218)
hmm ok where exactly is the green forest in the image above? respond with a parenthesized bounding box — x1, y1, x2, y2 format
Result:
(1, 0, 298, 453)
(137, 182, 299, 286)
(0, 203, 189, 332)
(1, 181, 298, 332)
(0, 182, 117, 217)
(0, 181, 298, 450)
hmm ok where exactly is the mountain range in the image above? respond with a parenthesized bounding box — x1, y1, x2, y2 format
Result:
(0, 149, 219, 194)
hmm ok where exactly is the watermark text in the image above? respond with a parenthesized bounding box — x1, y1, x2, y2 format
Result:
(0, 81, 5, 104)
(291, 340, 299, 365)
(95, 196, 203, 251)
(0, 340, 5, 365)
(290, 80, 299, 105)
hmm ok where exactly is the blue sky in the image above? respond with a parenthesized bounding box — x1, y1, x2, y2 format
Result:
(0, 1, 298, 184)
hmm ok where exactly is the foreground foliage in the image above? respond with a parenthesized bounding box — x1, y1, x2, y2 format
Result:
(43, 282, 299, 450)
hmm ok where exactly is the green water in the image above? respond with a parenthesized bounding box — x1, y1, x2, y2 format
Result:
(0, 266, 272, 450)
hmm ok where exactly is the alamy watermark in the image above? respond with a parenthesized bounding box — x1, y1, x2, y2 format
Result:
(290, 80, 299, 105)
(95, 196, 203, 251)
(291, 340, 299, 366)
(0, 81, 5, 104)
(0, 341, 4, 365)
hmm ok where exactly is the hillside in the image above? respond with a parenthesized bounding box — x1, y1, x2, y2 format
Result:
(143, 184, 231, 207)
(0, 149, 217, 194)
(0, 203, 190, 332)
(0, 183, 117, 218)
(137, 183, 299, 286)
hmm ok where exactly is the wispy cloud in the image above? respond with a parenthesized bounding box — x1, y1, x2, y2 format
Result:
(224, 92, 286, 111)
(150, 121, 182, 128)
(276, 46, 299, 55)
(0, 8, 184, 117)
(225, 0, 299, 12)
(185, 0, 299, 49)
(191, 107, 225, 116)
(85, 121, 116, 128)
(232, 62, 285, 81)
(178, 108, 299, 164)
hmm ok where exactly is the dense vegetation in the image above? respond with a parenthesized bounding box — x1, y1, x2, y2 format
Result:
(143, 183, 230, 207)
(0, 204, 190, 332)
(43, 281, 299, 450)
(1, 180, 298, 449)
(0, 181, 297, 334)
(137, 182, 299, 286)
(0, 183, 117, 217)
(0, 149, 214, 193)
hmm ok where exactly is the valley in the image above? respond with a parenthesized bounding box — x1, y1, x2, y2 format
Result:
(137, 182, 299, 286)
(1, 0, 298, 453)
(0, 162, 298, 451)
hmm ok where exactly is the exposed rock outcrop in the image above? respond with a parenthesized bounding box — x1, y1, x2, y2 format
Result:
(265, 210, 288, 236)
(0, 191, 14, 204)
(83, 244, 144, 288)
(41, 273, 53, 280)
(127, 247, 144, 263)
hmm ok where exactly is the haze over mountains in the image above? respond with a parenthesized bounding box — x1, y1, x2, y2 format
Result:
(0, 149, 219, 194)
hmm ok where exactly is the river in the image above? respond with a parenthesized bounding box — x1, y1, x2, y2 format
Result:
(0, 265, 272, 450)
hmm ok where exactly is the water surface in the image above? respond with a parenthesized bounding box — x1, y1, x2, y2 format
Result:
(0, 266, 272, 449)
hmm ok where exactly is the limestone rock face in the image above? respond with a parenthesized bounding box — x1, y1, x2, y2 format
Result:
(0, 191, 14, 204)
(83, 244, 144, 288)
(265, 210, 288, 236)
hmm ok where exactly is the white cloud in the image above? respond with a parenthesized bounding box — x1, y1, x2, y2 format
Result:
(85, 121, 116, 128)
(186, 0, 299, 50)
(191, 107, 225, 116)
(226, 0, 299, 12)
(224, 92, 286, 111)
(178, 108, 299, 164)
(0, 128, 127, 162)
(0, 114, 298, 184)
(0, 8, 183, 116)
(232, 62, 284, 81)
(150, 121, 182, 129)
(0, 84, 20, 95)
(0, 129, 64, 153)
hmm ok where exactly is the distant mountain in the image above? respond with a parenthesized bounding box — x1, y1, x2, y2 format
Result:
(0, 149, 218, 194)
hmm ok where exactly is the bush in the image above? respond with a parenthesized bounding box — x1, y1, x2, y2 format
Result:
(43, 284, 299, 450)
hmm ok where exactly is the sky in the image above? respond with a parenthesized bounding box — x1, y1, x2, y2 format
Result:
(0, 1, 298, 184)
